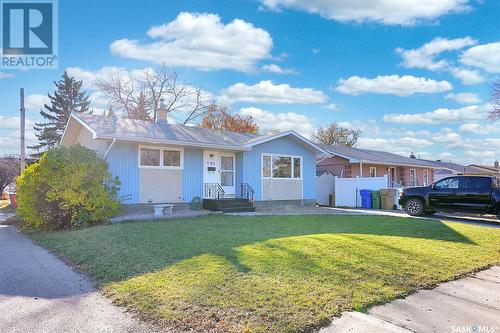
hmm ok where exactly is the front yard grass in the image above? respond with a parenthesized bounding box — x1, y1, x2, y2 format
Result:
(30, 215, 500, 333)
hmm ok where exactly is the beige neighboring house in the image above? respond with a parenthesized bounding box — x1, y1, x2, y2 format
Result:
(468, 161, 500, 176)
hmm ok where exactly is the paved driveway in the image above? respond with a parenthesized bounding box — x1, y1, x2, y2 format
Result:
(0, 218, 157, 333)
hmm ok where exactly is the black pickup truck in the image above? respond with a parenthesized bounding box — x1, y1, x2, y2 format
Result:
(399, 175, 500, 218)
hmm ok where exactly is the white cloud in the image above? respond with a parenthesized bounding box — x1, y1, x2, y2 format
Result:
(219, 80, 327, 104)
(383, 104, 489, 124)
(432, 127, 462, 144)
(239, 107, 314, 137)
(322, 103, 340, 111)
(464, 150, 497, 159)
(357, 137, 434, 154)
(444, 92, 481, 104)
(459, 122, 500, 135)
(335, 75, 452, 96)
(337, 119, 380, 136)
(0, 72, 14, 79)
(460, 41, 500, 73)
(260, 0, 471, 25)
(449, 67, 485, 85)
(261, 64, 297, 74)
(66, 66, 150, 89)
(110, 12, 273, 72)
(396, 37, 476, 70)
(0, 116, 37, 155)
(385, 128, 432, 137)
(25, 94, 50, 111)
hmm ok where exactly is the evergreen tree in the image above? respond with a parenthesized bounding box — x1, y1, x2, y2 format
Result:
(30, 71, 91, 153)
(127, 91, 151, 121)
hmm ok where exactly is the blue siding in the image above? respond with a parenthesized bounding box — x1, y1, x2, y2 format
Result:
(242, 137, 317, 200)
(107, 141, 139, 203)
(182, 148, 203, 201)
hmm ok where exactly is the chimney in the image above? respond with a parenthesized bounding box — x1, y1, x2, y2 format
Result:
(157, 98, 168, 125)
(495, 160, 499, 169)
(409, 152, 416, 159)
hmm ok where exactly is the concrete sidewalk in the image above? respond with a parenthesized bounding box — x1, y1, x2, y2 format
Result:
(321, 266, 500, 333)
(0, 214, 158, 333)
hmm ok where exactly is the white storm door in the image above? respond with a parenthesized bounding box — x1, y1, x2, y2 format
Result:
(220, 154, 235, 196)
(203, 151, 220, 198)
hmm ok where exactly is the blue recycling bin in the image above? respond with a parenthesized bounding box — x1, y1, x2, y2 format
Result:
(360, 189, 372, 209)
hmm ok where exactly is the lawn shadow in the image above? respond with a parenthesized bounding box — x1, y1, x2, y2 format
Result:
(33, 214, 475, 285)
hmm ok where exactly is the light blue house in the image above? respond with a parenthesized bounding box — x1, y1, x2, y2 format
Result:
(60, 113, 327, 211)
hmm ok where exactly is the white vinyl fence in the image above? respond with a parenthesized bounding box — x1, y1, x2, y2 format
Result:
(334, 175, 388, 207)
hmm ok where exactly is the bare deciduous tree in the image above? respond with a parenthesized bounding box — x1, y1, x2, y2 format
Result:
(95, 65, 210, 124)
(0, 157, 20, 195)
(490, 79, 500, 121)
(312, 122, 361, 147)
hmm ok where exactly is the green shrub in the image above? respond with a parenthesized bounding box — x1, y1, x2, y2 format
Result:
(17, 145, 120, 230)
(189, 196, 202, 210)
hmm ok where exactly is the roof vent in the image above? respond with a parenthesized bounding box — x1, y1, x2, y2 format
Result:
(436, 159, 442, 162)
(409, 152, 416, 159)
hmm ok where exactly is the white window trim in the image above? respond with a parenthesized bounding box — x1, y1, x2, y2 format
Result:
(369, 167, 377, 177)
(423, 169, 429, 186)
(138, 145, 184, 169)
(261, 153, 303, 180)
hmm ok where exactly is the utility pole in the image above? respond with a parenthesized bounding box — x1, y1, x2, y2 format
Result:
(20, 88, 26, 173)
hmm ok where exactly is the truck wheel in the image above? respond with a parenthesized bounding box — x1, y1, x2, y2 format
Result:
(404, 198, 425, 216)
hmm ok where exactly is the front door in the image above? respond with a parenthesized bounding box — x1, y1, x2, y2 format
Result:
(220, 154, 235, 196)
(203, 151, 220, 198)
(203, 150, 235, 198)
(389, 167, 396, 187)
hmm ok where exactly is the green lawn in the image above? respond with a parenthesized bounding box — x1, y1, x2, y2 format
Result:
(30, 215, 500, 333)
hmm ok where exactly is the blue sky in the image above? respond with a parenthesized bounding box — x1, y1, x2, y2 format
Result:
(1, 0, 499, 165)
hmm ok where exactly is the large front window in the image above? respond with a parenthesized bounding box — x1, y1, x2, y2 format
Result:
(263, 154, 302, 179)
(139, 146, 183, 169)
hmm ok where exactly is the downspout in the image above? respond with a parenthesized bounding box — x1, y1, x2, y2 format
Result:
(360, 161, 363, 178)
(103, 138, 116, 160)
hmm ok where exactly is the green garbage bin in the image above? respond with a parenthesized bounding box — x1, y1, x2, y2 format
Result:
(371, 190, 381, 209)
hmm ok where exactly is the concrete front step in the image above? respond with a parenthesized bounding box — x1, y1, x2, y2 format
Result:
(203, 198, 254, 212)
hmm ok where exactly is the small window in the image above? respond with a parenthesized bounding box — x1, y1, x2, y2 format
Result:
(272, 156, 292, 178)
(344, 165, 352, 177)
(263, 155, 271, 177)
(369, 167, 376, 177)
(293, 158, 301, 178)
(140, 148, 160, 166)
(163, 150, 181, 167)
